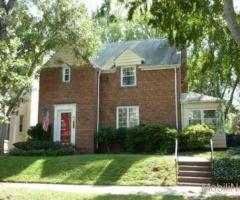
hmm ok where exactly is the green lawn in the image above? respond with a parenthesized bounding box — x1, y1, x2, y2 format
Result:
(0, 154, 176, 186)
(0, 189, 237, 200)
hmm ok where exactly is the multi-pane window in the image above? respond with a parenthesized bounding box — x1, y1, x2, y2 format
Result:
(117, 106, 139, 128)
(189, 110, 201, 125)
(62, 66, 71, 82)
(188, 109, 217, 128)
(121, 66, 136, 87)
(19, 115, 24, 132)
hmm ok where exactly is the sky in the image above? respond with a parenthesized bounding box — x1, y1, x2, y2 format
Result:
(80, 0, 240, 13)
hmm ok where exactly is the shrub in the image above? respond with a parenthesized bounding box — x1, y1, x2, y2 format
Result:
(213, 158, 240, 184)
(97, 127, 127, 152)
(179, 124, 215, 150)
(125, 124, 177, 153)
(11, 141, 75, 156)
(27, 123, 51, 141)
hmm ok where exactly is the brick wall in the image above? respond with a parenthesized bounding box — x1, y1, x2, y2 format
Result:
(38, 65, 97, 153)
(100, 67, 182, 128)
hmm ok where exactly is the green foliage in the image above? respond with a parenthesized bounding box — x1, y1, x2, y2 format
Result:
(179, 124, 215, 149)
(97, 124, 177, 154)
(0, 0, 101, 121)
(27, 123, 51, 141)
(11, 141, 74, 156)
(13, 141, 72, 151)
(213, 158, 240, 184)
(97, 127, 127, 152)
(125, 124, 177, 153)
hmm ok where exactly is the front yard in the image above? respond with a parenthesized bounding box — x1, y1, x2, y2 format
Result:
(0, 188, 238, 200)
(0, 154, 175, 186)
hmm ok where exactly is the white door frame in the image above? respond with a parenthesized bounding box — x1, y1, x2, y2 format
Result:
(53, 104, 76, 145)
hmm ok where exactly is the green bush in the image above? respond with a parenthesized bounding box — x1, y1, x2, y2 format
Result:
(10, 147, 74, 156)
(27, 123, 51, 141)
(11, 141, 75, 156)
(213, 158, 240, 184)
(179, 124, 215, 150)
(125, 124, 177, 153)
(97, 127, 127, 152)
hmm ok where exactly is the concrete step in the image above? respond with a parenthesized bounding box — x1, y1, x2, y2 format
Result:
(179, 165, 211, 171)
(178, 182, 210, 186)
(179, 170, 212, 177)
(178, 176, 212, 184)
(178, 161, 211, 166)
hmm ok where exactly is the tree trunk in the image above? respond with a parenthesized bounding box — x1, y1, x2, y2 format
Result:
(223, 0, 240, 45)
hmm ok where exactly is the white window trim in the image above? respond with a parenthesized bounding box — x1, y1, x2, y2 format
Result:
(62, 66, 71, 83)
(116, 106, 140, 128)
(120, 66, 137, 87)
(188, 109, 217, 125)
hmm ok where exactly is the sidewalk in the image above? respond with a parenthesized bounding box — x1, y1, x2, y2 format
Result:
(0, 182, 239, 197)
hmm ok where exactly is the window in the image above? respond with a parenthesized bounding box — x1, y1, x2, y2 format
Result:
(189, 110, 201, 125)
(117, 106, 139, 128)
(204, 110, 217, 128)
(121, 66, 136, 87)
(19, 115, 24, 132)
(62, 66, 71, 82)
(188, 109, 217, 128)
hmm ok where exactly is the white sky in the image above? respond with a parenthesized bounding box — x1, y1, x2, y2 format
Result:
(80, 0, 240, 13)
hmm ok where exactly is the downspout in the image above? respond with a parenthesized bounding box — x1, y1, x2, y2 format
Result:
(174, 67, 179, 129)
(96, 68, 101, 149)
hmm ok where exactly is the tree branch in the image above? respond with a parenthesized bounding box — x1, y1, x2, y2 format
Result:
(223, 0, 240, 45)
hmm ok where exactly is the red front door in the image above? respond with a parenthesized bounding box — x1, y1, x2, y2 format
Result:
(60, 112, 71, 144)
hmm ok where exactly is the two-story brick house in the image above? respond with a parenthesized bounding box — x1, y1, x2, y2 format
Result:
(39, 39, 226, 153)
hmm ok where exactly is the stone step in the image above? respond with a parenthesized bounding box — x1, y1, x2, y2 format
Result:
(178, 161, 211, 166)
(179, 165, 211, 171)
(178, 182, 210, 187)
(179, 170, 212, 177)
(178, 176, 212, 184)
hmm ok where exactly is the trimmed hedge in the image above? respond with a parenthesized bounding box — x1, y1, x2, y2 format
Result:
(179, 124, 215, 150)
(97, 124, 177, 153)
(213, 158, 240, 184)
(27, 123, 51, 141)
(10, 141, 74, 156)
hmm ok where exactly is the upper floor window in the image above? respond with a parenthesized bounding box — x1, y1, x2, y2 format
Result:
(62, 66, 71, 82)
(117, 106, 139, 128)
(19, 115, 24, 132)
(188, 109, 217, 128)
(121, 66, 136, 87)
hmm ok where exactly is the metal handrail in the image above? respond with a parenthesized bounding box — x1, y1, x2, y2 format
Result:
(175, 138, 178, 183)
(210, 138, 214, 171)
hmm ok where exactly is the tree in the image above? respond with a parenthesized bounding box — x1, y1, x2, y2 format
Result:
(94, 0, 161, 42)
(0, 0, 16, 39)
(0, 0, 100, 153)
(124, 0, 240, 117)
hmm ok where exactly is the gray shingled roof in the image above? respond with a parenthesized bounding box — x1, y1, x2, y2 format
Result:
(181, 92, 221, 103)
(93, 38, 181, 69)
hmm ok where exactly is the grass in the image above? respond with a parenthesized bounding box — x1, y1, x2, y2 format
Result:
(0, 154, 175, 186)
(0, 188, 238, 200)
(179, 147, 240, 159)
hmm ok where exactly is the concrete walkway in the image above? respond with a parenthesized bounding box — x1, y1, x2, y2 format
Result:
(0, 183, 239, 197)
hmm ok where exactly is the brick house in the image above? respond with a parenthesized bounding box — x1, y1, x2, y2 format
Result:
(39, 39, 226, 153)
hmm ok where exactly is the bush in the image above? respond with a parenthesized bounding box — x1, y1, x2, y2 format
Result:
(179, 124, 215, 150)
(125, 124, 177, 153)
(11, 141, 75, 156)
(27, 123, 51, 141)
(213, 158, 240, 184)
(97, 127, 127, 152)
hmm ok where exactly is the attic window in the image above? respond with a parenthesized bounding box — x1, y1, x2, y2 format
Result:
(62, 66, 71, 82)
(121, 66, 137, 87)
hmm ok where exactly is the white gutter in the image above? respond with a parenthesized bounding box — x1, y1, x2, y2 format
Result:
(174, 68, 179, 129)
